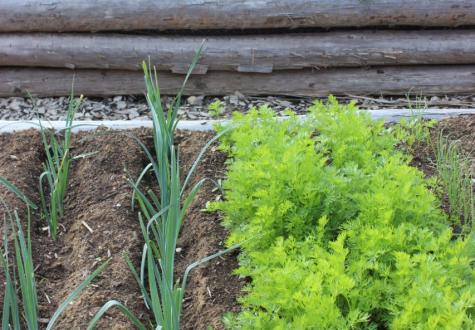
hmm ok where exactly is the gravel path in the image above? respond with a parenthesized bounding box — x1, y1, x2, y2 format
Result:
(1, 94, 475, 121)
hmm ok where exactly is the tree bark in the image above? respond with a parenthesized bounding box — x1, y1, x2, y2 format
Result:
(1, 66, 474, 97)
(1, 31, 475, 71)
(0, 0, 474, 32)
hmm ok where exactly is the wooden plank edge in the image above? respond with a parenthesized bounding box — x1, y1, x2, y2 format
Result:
(2, 30, 475, 71)
(0, 66, 474, 97)
(1, 0, 475, 32)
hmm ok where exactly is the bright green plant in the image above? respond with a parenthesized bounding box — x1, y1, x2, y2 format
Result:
(434, 131, 474, 233)
(213, 101, 410, 250)
(214, 97, 475, 329)
(389, 111, 435, 148)
(225, 229, 475, 329)
(88, 43, 236, 330)
(38, 94, 82, 239)
(1, 204, 109, 330)
(208, 100, 225, 118)
(384, 92, 433, 148)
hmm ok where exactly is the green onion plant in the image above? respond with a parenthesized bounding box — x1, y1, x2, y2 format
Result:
(88, 42, 237, 330)
(38, 94, 82, 239)
(434, 131, 474, 234)
(1, 202, 109, 329)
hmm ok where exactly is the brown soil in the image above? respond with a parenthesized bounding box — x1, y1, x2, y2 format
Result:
(437, 115, 475, 173)
(174, 130, 243, 330)
(0, 128, 243, 330)
(411, 114, 475, 172)
(411, 114, 475, 179)
(2, 116, 471, 329)
(410, 115, 475, 231)
(0, 130, 43, 322)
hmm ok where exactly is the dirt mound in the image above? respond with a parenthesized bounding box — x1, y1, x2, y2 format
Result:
(0, 128, 243, 329)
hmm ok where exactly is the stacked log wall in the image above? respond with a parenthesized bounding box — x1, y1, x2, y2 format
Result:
(1, 0, 475, 96)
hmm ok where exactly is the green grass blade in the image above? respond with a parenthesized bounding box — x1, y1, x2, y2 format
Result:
(130, 162, 154, 209)
(0, 176, 37, 209)
(128, 179, 158, 220)
(123, 132, 161, 186)
(12, 210, 38, 330)
(178, 244, 240, 324)
(1, 256, 21, 329)
(140, 215, 164, 325)
(124, 253, 152, 309)
(145, 206, 170, 233)
(180, 179, 206, 221)
(180, 127, 232, 196)
(1, 206, 21, 329)
(86, 300, 147, 330)
(1, 226, 21, 329)
(180, 244, 240, 295)
(171, 40, 206, 123)
(46, 259, 110, 330)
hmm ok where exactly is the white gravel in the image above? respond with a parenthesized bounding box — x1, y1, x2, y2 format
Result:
(1, 94, 475, 121)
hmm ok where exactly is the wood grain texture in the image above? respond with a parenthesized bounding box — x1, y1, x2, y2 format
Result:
(0, 0, 474, 32)
(1, 66, 474, 97)
(2, 31, 475, 71)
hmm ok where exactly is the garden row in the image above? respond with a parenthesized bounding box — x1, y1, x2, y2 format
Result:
(1, 73, 474, 328)
(1, 0, 475, 97)
(0, 59, 244, 329)
(212, 100, 475, 328)
(0, 127, 243, 329)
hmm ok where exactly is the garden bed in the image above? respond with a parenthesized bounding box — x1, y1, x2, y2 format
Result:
(0, 111, 473, 329)
(0, 128, 242, 329)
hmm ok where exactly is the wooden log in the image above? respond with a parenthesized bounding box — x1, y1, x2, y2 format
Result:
(0, 0, 474, 32)
(2, 31, 475, 71)
(1, 66, 474, 97)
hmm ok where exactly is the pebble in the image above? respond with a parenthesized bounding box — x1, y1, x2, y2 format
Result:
(187, 95, 204, 106)
(228, 95, 239, 105)
(127, 108, 140, 119)
(0, 94, 472, 122)
(116, 101, 127, 110)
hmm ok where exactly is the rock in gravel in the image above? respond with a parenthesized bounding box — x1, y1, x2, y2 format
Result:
(116, 101, 127, 110)
(278, 100, 292, 108)
(234, 91, 246, 99)
(187, 95, 204, 106)
(127, 108, 140, 119)
(228, 95, 239, 106)
(9, 98, 23, 111)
